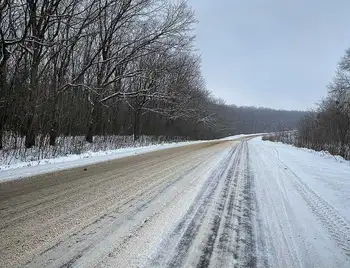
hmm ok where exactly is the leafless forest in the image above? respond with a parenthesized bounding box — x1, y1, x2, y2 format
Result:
(0, 0, 303, 157)
(267, 50, 350, 159)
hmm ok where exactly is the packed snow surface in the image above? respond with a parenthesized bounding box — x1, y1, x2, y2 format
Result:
(249, 137, 350, 267)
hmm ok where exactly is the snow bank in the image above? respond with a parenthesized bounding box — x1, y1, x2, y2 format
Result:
(0, 134, 248, 182)
(257, 136, 349, 164)
(0, 141, 202, 182)
(251, 136, 350, 221)
(220, 133, 266, 141)
(249, 137, 350, 267)
(0, 134, 187, 166)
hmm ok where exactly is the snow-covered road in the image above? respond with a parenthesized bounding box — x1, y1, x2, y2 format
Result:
(0, 137, 349, 267)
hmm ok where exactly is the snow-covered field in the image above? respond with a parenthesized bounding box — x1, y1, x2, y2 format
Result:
(249, 137, 350, 267)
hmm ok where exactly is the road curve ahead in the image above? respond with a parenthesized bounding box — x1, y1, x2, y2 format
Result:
(0, 138, 257, 268)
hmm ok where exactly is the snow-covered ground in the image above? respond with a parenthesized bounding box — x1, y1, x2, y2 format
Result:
(0, 134, 247, 182)
(2, 136, 350, 267)
(249, 137, 350, 267)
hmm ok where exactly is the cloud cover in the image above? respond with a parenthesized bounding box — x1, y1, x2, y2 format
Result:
(188, 0, 350, 110)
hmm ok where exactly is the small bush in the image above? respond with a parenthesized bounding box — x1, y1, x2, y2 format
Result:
(262, 135, 277, 142)
(0, 133, 189, 166)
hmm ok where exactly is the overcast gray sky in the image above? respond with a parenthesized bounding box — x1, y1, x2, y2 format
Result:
(188, 0, 350, 110)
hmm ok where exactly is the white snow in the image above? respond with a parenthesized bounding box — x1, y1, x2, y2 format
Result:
(249, 137, 350, 267)
(220, 133, 266, 141)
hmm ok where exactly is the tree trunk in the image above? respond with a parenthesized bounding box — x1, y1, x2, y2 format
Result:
(0, 126, 3, 150)
(86, 123, 93, 143)
(49, 104, 59, 146)
(25, 117, 35, 148)
(26, 4, 41, 149)
(86, 104, 97, 143)
(339, 137, 346, 158)
(24, 91, 36, 148)
(49, 123, 58, 146)
(49, 131, 57, 146)
(133, 110, 141, 141)
(194, 123, 198, 140)
(0, 43, 9, 151)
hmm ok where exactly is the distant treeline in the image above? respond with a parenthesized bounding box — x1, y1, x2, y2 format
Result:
(267, 49, 350, 159)
(295, 48, 350, 159)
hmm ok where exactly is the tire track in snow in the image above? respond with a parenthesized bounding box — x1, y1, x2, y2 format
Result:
(212, 141, 256, 268)
(249, 143, 303, 268)
(248, 163, 269, 268)
(282, 165, 350, 256)
(259, 144, 350, 257)
(165, 146, 239, 268)
(196, 145, 242, 268)
(149, 141, 257, 268)
(24, 149, 221, 268)
(235, 142, 257, 267)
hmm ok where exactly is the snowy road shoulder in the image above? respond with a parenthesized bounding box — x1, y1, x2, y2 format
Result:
(250, 137, 350, 221)
(248, 137, 350, 267)
(0, 135, 249, 182)
(0, 141, 201, 182)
